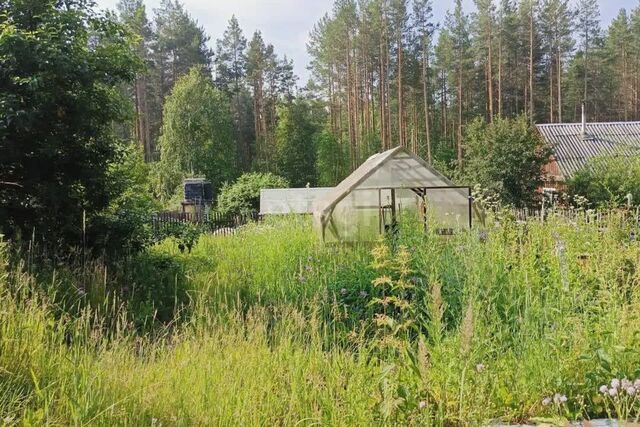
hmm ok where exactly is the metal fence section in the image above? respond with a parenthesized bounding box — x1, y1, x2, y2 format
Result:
(512, 206, 640, 228)
(152, 211, 259, 235)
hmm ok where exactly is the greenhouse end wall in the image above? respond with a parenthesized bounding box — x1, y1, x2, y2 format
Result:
(315, 187, 472, 242)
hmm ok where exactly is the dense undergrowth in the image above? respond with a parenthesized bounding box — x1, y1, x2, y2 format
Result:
(2, 213, 640, 425)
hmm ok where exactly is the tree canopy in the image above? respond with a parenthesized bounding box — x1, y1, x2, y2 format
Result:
(156, 67, 237, 200)
(0, 0, 141, 245)
(461, 115, 551, 207)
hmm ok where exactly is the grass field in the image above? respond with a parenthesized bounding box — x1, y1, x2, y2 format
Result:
(2, 212, 640, 425)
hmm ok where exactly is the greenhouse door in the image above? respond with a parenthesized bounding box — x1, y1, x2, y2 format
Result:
(379, 188, 398, 237)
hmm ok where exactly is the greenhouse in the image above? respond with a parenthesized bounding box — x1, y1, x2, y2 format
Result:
(313, 146, 473, 242)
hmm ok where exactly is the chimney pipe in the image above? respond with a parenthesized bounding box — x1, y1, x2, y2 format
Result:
(581, 101, 586, 137)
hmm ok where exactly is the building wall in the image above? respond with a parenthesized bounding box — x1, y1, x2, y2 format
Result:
(260, 187, 334, 214)
(541, 155, 566, 191)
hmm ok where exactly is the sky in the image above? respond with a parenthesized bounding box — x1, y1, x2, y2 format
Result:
(94, 0, 639, 83)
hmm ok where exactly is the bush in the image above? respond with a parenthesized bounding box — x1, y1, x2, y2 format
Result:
(89, 144, 160, 255)
(461, 115, 551, 207)
(216, 173, 289, 216)
(568, 155, 640, 208)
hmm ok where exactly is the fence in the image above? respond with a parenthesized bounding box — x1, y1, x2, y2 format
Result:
(511, 206, 640, 228)
(152, 211, 259, 236)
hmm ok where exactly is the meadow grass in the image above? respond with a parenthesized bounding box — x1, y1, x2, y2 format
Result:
(2, 212, 640, 425)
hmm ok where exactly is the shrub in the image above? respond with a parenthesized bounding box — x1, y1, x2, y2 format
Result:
(461, 115, 552, 207)
(216, 172, 289, 216)
(89, 144, 160, 255)
(568, 155, 640, 208)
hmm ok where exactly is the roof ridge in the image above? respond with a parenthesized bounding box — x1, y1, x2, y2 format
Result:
(536, 121, 640, 127)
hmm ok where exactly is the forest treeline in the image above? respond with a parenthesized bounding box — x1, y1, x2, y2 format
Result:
(2, 0, 640, 250)
(307, 0, 640, 173)
(118, 0, 640, 188)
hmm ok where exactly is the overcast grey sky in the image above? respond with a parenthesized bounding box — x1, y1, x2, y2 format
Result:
(94, 0, 640, 84)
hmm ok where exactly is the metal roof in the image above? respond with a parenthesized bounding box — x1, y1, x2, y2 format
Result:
(536, 121, 640, 179)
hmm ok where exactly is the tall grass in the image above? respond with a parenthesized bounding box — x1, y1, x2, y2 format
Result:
(2, 212, 640, 425)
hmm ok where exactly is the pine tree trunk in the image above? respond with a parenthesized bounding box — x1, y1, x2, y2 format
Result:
(442, 69, 448, 140)
(379, 51, 386, 150)
(583, 30, 589, 103)
(346, 37, 357, 171)
(385, 42, 392, 149)
(422, 41, 432, 164)
(398, 37, 404, 147)
(487, 18, 494, 122)
(134, 77, 141, 146)
(457, 63, 463, 168)
(141, 75, 151, 161)
(549, 62, 554, 123)
(557, 48, 562, 123)
(529, 1, 534, 123)
(498, 20, 503, 118)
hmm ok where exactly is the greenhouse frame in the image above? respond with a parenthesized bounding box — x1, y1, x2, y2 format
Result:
(313, 147, 473, 242)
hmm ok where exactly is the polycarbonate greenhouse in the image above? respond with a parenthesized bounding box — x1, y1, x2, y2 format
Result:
(313, 147, 473, 242)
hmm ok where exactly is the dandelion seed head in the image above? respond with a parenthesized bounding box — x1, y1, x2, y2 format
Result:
(622, 379, 632, 389)
(542, 397, 552, 406)
(609, 388, 618, 397)
(599, 385, 609, 394)
(418, 401, 427, 410)
(611, 378, 621, 389)
(627, 386, 636, 396)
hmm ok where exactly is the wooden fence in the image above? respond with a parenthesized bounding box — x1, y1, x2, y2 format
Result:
(152, 211, 259, 235)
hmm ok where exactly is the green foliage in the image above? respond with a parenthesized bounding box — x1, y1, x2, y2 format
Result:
(154, 0, 213, 88)
(316, 129, 350, 187)
(214, 16, 247, 94)
(368, 243, 419, 350)
(275, 100, 319, 187)
(0, 0, 141, 247)
(461, 115, 551, 207)
(121, 250, 189, 326)
(216, 172, 288, 216)
(568, 155, 640, 208)
(5, 215, 640, 424)
(156, 66, 237, 200)
(153, 221, 203, 254)
(89, 144, 159, 255)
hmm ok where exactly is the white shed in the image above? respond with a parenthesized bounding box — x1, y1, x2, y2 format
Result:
(260, 187, 334, 215)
